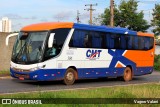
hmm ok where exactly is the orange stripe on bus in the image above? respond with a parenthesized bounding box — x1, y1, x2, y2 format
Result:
(137, 32, 154, 37)
(116, 63, 123, 68)
(124, 49, 154, 67)
(21, 22, 74, 31)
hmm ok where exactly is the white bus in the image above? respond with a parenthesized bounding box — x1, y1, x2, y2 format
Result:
(9, 22, 154, 85)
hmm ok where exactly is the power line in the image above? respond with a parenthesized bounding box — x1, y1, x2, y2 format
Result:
(84, 3, 98, 25)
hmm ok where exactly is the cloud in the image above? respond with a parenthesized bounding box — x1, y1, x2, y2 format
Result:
(0, 14, 37, 20)
(40, 18, 48, 22)
(0, 14, 22, 19)
(53, 11, 74, 21)
(12, 23, 23, 31)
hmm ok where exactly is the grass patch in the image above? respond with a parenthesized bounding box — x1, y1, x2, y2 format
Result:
(1, 83, 159, 98)
(0, 70, 10, 76)
(0, 83, 160, 107)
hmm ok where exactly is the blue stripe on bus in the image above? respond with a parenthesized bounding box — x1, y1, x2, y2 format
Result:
(108, 49, 136, 72)
(10, 67, 153, 81)
(73, 23, 137, 35)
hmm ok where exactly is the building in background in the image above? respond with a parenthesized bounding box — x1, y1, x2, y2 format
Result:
(0, 17, 12, 32)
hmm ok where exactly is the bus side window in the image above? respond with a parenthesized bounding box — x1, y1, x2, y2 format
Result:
(106, 33, 110, 48)
(69, 36, 73, 47)
(84, 34, 89, 48)
(149, 38, 154, 49)
(114, 35, 120, 49)
(120, 35, 128, 49)
(138, 37, 145, 50)
(101, 33, 106, 49)
(134, 36, 139, 50)
(144, 37, 150, 50)
(92, 32, 102, 48)
(107, 33, 114, 49)
(84, 32, 92, 48)
(128, 36, 134, 49)
(69, 30, 86, 48)
(109, 34, 120, 49)
(144, 37, 154, 50)
(69, 30, 79, 47)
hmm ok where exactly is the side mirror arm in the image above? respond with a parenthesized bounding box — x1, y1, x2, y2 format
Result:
(6, 33, 18, 46)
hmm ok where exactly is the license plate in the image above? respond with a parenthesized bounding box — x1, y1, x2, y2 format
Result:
(19, 77, 24, 80)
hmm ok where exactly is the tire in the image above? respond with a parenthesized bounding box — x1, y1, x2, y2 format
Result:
(63, 68, 76, 85)
(123, 67, 132, 82)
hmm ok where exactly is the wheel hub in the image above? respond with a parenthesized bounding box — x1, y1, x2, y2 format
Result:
(66, 72, 74, 81)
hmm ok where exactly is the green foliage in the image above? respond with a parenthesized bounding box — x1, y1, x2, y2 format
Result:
(1, 84, 160, 98)
(0, 70, 10, 76)
(154, 54, 160, 71)
(101, 7, 120, 27)
(151, 4, 160, 36)
(100, 0, 150, 32)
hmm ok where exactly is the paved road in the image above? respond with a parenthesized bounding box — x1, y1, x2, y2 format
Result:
(0, 71, 160, 94)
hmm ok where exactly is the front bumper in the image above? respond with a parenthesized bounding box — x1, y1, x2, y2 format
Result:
(10, 68, 65, 81)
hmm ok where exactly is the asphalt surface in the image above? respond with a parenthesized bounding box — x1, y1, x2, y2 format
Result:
(0, 71, 160, 94)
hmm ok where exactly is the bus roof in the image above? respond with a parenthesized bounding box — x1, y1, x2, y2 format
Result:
(21, 22, 74, 31)
(21, 22, 154, 37)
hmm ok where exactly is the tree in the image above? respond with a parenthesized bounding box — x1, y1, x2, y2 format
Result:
(100, 0, 150, 32)
(151, 4, 160, 35)
(100, 6, 120, 27)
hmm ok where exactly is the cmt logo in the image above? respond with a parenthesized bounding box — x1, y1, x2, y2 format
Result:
(86, 50, 102, 60)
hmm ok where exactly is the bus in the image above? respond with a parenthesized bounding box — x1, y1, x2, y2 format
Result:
(9, 22, 155, 85)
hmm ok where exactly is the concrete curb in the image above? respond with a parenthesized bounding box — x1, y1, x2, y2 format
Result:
(0, 76, 11, 79)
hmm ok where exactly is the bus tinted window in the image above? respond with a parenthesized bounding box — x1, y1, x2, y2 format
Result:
(144, 37, 150, 50)
(134, 36, 139, 49)
(69, 30, 89, 48)
(106, 33, 120, 49)
(70, 29, 154, 50)
(84, 33, 92, 48)
(138, 37, 145, 50)
(120, 35, 128, 49)
(128, 36, 134, 49)
(92, 32, 102, 48)
(70, 30, 104, 49)
(149, 37, 154, 49)
(126, 36, 154, 50)
(113, 34, 120, 49)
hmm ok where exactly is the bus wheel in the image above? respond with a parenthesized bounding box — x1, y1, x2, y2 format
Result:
(63, 68, 76, 85)
(123, 67, 132, 82)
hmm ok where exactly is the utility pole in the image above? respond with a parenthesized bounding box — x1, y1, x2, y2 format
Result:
(77, 10, 81, 23)
(84, 3, 98, 25)
(110, 0, 114, 27)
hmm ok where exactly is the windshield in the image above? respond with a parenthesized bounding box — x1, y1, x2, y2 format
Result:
(12, 31, 48, 64)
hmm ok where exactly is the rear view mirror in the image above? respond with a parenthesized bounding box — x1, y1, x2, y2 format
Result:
(48, 33, 55, 48)
(6, 33, 19, 46)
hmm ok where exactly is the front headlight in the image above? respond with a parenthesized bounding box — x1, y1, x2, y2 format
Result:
(30, 67, 39, 71)
(30, 65, 44, 71)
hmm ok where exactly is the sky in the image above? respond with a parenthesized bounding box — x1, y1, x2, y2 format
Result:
(0, 0, 159, 32)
